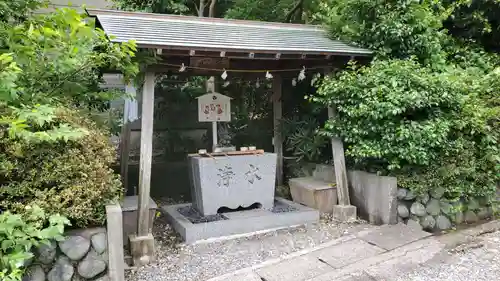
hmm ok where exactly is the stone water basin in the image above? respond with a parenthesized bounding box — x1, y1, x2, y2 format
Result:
(188, 153, 277, 216)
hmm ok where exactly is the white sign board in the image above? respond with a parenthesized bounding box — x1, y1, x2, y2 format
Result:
(197, 93, 231, 122)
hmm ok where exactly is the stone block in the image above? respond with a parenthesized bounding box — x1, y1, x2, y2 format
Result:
(256, 256, 332, 281)
(289, 177, 338, 213)
(189, 153, 277, 216)
(332, 205, 357, 222)
(129, 233, 155, 266)
(357, 224, 431, 251)
(120, 195, 157, 248)
(105, 203, 124, 281)
(347, 170, 398, 225)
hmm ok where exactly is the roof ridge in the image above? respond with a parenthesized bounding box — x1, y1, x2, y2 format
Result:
(86, 8, 323, 31)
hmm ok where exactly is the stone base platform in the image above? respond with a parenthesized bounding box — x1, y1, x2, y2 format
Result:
(162, 197, 319, 244)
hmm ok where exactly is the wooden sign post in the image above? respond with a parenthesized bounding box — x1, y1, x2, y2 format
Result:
(197, 91, 231, 151)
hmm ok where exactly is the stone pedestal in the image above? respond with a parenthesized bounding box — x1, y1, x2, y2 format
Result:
(129, 233, 155, 266)
(332, 205, 357, 222)
(189, 153, 277, 216)
(120, 196, 157, 248)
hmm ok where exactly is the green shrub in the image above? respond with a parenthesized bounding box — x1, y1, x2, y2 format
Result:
(0, 205, 69, 281)
(313, 59, 499, 201)
(0, 108, 123, 228)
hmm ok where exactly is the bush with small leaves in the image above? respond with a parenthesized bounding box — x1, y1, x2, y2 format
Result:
(0, 109, 123, 228)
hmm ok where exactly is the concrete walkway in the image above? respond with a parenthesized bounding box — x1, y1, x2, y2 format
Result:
(207, 223, 449, 281)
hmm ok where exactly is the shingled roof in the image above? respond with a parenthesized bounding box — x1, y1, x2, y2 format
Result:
(86, 9, 372, 57)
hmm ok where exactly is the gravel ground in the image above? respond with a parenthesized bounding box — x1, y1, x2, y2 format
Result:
(125, 207, 374, 281)
(397, 230, 500, 281)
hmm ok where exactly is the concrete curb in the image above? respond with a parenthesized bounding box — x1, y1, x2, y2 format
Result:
(438, 219, 500, 249)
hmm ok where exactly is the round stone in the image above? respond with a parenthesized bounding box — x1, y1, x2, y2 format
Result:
(410, 202, 426, 216)
(59, 236, 90, 261)
(404, 190, 416, 200)
(430, 187, 445, 199)
(464, 210, 479, 223)
(420, 215, 436, 230)
(407, 219, 422, 230)
(48, 256, 74, 281)
(23, 265, 45, 281)
(436, 215, 452, 230)
(397, 216, 404, 223)
(418, 193, 430, 204)
(440, 201, 453, 215)
(397, 204, 410, 218)
(426, 199, 441, 216)
(452, 211, 465, 224)
(467, 199, 480, 211)
(397, 188, 408, 200)
(91, 232, 108, 255)
(77, 251, 107, 279)
(94, 275, 110, 281)
(477, 207, 492, 220)
(37, 241, 57, 264)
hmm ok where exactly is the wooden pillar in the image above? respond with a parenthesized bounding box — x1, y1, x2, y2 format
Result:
(272, 75, 283, 186)
(129, 72, 156, 266)
(137, 72, 155, 236)
(327, 107, 350, 206)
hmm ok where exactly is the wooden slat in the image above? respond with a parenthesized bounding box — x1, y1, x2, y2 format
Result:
(188, 149, 265, 157)
(328, 106, 351, 206)
(137, 72, 155, 236)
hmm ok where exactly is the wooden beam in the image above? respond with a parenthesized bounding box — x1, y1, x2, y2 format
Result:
(327, 106, 350, 206)
(272, 75, 284, 186)
(137, 72, 155, 236)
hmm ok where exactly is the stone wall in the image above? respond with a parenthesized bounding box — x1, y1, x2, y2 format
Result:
(397, 187, 494, 231)
(23, 228, 109, 281)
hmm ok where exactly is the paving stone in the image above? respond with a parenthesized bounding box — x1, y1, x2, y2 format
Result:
(311, 238, 385, 268)
(363, 238, 446, 280)
(218, 272, 263, 281)
(308, 271, 374, 281)
(307, 237, 445, 281)
(334, 272, 375, 281)
(356, 224, 431, 251)
(256, 256, 332, 281)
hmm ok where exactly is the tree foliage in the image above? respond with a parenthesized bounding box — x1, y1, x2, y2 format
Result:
(443, 0, 500, 52)
(0, 3, 138, 226)
(314, 0, 499, 201)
